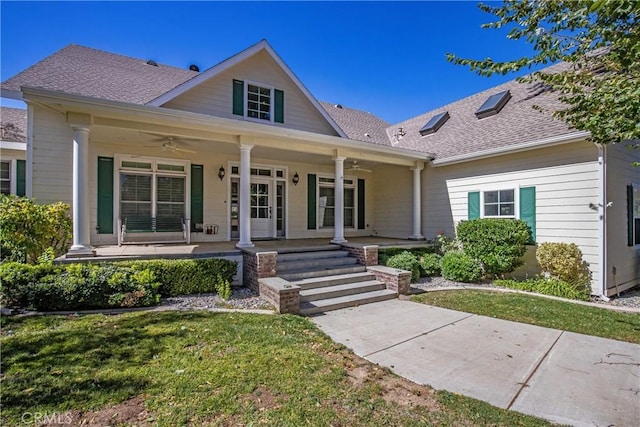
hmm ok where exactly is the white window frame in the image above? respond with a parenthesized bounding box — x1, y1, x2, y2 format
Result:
(114, 154, 191, 225)
(481, 188, 517, 218)
(317, 174, 357, 230)
(244, 80, 274, 123)
(0, 159, 19, 195)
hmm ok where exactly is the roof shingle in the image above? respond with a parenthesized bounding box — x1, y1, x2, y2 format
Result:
(319, 101, 391, 145)
(0, 107, 27, 143)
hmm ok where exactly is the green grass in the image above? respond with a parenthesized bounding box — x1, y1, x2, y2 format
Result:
(1, 311, 552, 426)
(412, 290, 640, 343)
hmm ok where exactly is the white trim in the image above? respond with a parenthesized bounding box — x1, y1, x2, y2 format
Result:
(146, 40, 349, 138)
(22, 87, 430, 164)
(26, 103, 33, 197)
(597, 145, 608, 298)
(316, 172, 357, 231)
(0, 141, 26, 150)
(480, 188, 517, 219)
(244, 80, 274, 123)
(431, 131, 591, 166)
(1, 89, 23, 100)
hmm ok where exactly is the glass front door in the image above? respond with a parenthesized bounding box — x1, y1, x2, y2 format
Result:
(250, 180, 272, 238)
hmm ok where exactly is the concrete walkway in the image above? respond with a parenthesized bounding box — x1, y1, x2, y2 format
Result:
(312, 299, 640, 427)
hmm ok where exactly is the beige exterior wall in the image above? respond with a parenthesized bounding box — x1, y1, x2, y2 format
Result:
(372, 164, 413, 238)
(163, 50, 339, 136)
(423, 141, 602, 293)
(605, 142, 640, 295)
(30, 105, 74, 204)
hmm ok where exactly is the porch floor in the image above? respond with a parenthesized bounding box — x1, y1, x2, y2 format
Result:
(89, 236, 435, 261)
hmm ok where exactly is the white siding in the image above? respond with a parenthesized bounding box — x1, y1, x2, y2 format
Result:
(605, 142, 640, 295)
(423, 142, 602, 293)
(163, 50, 339, 136)
(31, 106, 73, 204)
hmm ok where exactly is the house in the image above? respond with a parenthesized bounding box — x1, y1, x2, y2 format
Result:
(1, 40, 638, 298)
(0, 107, 27, 196)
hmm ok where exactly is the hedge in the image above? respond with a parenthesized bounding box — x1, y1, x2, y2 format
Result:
(0, 257, 237, 311)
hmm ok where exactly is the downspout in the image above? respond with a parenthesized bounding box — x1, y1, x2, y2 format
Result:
(597, 144, 609, 301)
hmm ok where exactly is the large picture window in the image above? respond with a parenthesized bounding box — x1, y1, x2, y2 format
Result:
(118, 157, 187, 232)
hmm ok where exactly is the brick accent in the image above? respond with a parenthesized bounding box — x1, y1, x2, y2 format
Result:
(242, 251, 277, 292)
(367, 265, 411, 295)
(259, 277, 300, 314)
(341, 244, 378, 266)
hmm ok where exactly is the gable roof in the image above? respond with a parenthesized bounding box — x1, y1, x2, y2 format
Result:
(319, 102, 391, 145)
(0, 107, 27, 143)
(148, 40, 346, 137)
(1, 44, 197, 104)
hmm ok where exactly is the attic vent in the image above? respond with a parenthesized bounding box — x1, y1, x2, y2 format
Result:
(419, 111, 450, 136)
(475, 90, 511, 119)
(189, 64, 200, 72)
(146, 60, 158, 66)
(335, 104, 343, 109)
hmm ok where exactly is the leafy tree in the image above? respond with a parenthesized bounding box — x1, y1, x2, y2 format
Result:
(447, 0, 640, 146)
(0, 195, 72, 263)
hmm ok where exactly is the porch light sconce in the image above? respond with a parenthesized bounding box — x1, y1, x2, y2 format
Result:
(292, 172, 300, 186)
(218, 166, 225, 181)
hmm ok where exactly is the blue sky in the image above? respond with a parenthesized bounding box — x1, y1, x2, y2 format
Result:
(1, 1, 540, 124)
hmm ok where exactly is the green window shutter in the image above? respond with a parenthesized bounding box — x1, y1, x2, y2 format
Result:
(357, 178, 365, 229)
(468, 191, 480, 219)
(519, 186, 536, 243)
(628, 185, 634, 247)
(232, 79, 244, 116)
(97, 157, 114, 234)
(307, 174, 317, 229)
(16, 159, 26, 197)
(274, 89, 284, 123)
(191, 164, 204, 233)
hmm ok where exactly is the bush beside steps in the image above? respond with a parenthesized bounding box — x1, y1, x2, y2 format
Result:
(0, 258, 237, 312)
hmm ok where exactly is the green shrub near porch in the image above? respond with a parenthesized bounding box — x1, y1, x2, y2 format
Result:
(0, 258, 237, 311)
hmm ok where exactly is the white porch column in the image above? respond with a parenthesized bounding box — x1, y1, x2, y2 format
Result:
(67, 124, 95, 257)
(331, 156, 347, 244)
(237, 143, 254, 248)
(409, 163, 425, 240)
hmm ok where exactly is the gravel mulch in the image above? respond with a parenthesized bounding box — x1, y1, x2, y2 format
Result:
(412, 276, 640, 311)
(161, 287, 274, 311)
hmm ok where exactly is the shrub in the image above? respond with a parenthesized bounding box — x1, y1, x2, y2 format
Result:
(378, 247, 436, 267)
(536, 242, 591, 292)
(435, 233, 461, 255)
(0, 196, 72, 263)
(441, 251, 483, 283)
(119, 258, 237, 299)
(0, 262, 59, 308)
(456, 219, 530, 276)
(385, 251, 420, 282)
(494, 277, 590, 301)
(419, 253, 442, 276)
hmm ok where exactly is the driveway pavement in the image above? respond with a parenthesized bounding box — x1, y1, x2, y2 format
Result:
(311, 299, 640, 427)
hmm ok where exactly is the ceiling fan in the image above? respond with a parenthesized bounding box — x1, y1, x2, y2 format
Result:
(143, 135, 197, 154)
(346, 160, 372, 173)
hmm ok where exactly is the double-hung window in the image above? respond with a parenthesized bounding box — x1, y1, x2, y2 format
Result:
(630, 185, 640, 246)
(483, 189, 515, 217)
(0, 161, 10, 195)
(318, 177, 355, 228)
(247, 84, 272, 121)
(118, 157, 187, 232)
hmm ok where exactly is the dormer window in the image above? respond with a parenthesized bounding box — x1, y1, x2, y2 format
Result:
(419, 111, 450, 136)
(233, 79, 284, 123)
(475, 90, 511, 119)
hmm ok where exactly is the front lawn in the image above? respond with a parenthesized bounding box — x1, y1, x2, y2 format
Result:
(412, 290, 640, 343)
(1, 311, 551, 426)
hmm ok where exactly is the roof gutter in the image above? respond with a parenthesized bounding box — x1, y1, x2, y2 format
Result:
(431, 131, 591, 166)
(21, 86, 433, 162)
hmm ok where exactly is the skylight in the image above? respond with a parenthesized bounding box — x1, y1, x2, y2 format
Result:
(419, 111, 450, 136)
(475, 90, 511, 119)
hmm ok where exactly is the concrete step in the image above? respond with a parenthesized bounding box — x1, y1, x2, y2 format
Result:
(279, 265, 367, 281)
(277, 256, 358, 273)
(293, 272, 377, 290)
(276, 245, 339, 254)
(277, 250, 350, 262)
(300, 280, 386, 302)
(299, 289, 397, 316)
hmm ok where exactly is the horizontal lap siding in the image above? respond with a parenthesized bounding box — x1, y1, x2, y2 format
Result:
(372, 165, 412, 238)
(605, 142, 640, 294)
(163, 50, 338, 136)
(32, 106, 73, 204)
(423, 142, 602, 293)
